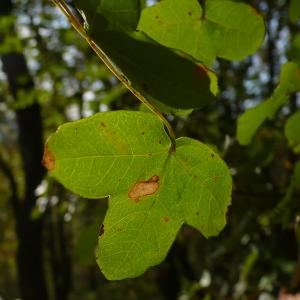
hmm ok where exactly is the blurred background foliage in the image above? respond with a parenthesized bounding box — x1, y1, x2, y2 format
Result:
(0, 0, 300, 299)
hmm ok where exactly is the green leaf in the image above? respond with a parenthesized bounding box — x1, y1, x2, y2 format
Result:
(285, 111, 300, 154)
(138, 0, 265, 66)
(237, 62, 300, 145)
(44, 111, 232, 280)
(72, 0, 217, 110)
(99, 31, 217, 109)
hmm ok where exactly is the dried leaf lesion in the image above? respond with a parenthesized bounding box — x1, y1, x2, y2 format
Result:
(98, 224, 105, 236)
(42, 145, 55, 171)
(128, 175, 160, 202)
(163, 216, 170, 223)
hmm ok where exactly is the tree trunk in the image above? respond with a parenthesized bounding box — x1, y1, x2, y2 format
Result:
(0, 1, 48, 299)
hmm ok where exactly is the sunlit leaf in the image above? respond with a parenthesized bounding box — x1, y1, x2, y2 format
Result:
(138, 0, 265, 65)
(44, 111, 232, 279)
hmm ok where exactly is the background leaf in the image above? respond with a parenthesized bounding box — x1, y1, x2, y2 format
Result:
(289, 33, 300, 66)
(285, 111, 300, 154)
(74, 0, 217, 111)
(138, 0, 265, 66)
(237, 62, 300, 145)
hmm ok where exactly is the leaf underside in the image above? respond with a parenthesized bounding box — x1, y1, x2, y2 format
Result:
(74, 0, 217, 112)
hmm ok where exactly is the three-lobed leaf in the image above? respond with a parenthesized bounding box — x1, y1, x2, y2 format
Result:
(138, 0, 265, 66)
(43, 111, 232, 280)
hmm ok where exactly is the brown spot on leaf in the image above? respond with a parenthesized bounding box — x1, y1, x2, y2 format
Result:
(141, 131, 145, 135)
(196, 211, 199, 215)
(159, 140, 162, 144)
(212, 176, 220, 182)
(225, 207, 230, 219)
(128, 175, 159, 202)
(188, 11, 192, 16)
(195, 64, 209, 80)
(100, 125, 129, 153)
(249, 5, 261, 17)
(42, 145, 55, 171)
(98, 224, 104, 236)
(163, 216, 170, 223)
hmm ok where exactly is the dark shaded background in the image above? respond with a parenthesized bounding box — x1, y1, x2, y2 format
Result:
(0, 0, 300, 299)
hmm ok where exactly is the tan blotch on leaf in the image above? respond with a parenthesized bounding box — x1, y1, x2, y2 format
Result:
(128, 175, 159, 202)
